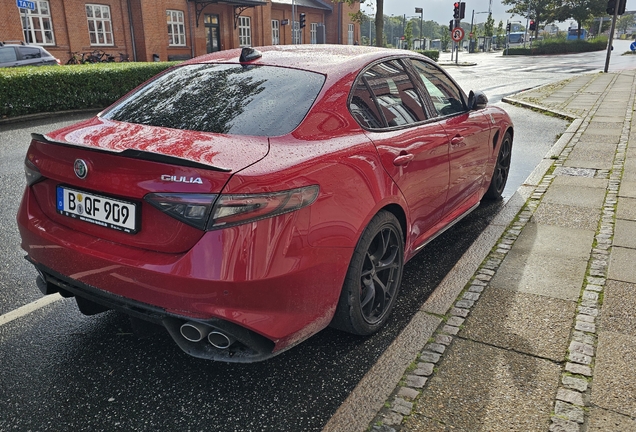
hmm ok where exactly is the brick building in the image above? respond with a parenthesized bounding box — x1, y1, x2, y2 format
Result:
(1, 0, 360, 63)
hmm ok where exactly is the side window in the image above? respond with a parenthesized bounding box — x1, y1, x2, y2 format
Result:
(411, 59, 465, 117)
(0, 47, 18, 63)
(362, 60, 428, 128)
(18, 47, 42, 59)
(350, 81, 384, 129)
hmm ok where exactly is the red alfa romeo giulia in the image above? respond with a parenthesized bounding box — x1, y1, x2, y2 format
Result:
(17, 45, 513, 362)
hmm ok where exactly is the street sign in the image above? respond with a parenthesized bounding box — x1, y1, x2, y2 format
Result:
(631, 41, 636, 51)
(16, 0, 36, 10)
(281, 19, 289, 25)
(451, 27, 465, 42)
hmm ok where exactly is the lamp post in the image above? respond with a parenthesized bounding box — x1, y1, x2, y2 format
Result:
(415, 7, 423, 50)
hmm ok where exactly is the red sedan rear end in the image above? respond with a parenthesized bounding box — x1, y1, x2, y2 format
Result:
(17, 45, 513, 362)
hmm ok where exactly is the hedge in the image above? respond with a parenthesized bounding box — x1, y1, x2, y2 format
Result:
(415, 50, 440, 62)
(0, 62, 177, 118)
(505, 38, 607, 56)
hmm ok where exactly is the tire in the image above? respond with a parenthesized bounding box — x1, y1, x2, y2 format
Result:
(330, 210, 404, 335)
(484, 131, 512, 200)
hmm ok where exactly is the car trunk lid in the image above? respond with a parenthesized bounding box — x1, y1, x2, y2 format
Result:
(28, 118, 269, 253)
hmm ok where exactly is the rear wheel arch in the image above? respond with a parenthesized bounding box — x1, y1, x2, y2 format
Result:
(330, 208, 406, 335)
(382, 203, 407, 244)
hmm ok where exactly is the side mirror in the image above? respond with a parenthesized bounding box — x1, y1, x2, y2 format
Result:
(467, 90, 488, 110)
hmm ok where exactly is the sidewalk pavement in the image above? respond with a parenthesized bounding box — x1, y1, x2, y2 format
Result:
(329, 70, 636, 432)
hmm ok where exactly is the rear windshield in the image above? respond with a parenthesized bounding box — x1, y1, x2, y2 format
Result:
(103, 64, 325, 136)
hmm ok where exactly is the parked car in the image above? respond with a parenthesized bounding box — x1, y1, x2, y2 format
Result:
(0, 42, 60, 67)
(17, 45, 513, 362)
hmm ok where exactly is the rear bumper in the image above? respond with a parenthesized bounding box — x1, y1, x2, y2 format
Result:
(18, 187, 353, 362)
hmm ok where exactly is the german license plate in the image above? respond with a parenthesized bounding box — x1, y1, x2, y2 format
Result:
(56, 186, 139, 234)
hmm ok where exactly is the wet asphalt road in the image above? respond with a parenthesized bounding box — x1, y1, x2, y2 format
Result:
(2, 47, 625, 430)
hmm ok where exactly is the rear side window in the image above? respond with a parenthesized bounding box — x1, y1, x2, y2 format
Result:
(349, 59, 428, 129)
(18, 47, 42, 59)
(411, 59, 465, 116)
(0, 47, 18, 63)
(103, 64, 325, 136)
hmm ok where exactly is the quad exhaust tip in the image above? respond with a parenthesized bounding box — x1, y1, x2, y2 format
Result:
(180, 321, 210, 342)
(180, 322, 236, 349)
(208, 331, 236, 349)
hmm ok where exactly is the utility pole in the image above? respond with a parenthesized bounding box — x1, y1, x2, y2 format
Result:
(604, 4, 619, 72)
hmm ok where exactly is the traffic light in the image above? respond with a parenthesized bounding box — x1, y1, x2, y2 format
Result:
(529, 20, 536, 31)
(449, 19, 454, 32)
(506, 22, 511, 32)
(607, 0, 627, 15)
(299, 13, 306, 29)
(453, 2, 460, 19)
(459, 2, 466, 19)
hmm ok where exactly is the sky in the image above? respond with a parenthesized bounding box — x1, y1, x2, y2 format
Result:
(361, 0, 635, 29)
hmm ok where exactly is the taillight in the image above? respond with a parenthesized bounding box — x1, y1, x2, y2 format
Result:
(145, 193, 217, 231)
(208, 185, 319, 230)
(144, 186, 318, 231)
(24, 157, 43, 186)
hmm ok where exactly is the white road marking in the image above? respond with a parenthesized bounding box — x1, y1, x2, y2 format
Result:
(0, 294, 63, 327)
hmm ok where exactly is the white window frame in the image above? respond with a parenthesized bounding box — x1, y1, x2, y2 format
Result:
(272, 20, 280, 45)
(20, 0, 55, 45)
(310, 22, 317, 44)
(292, 21, 300, 44)
(239, 16, 252, 47)
(348, 23, 354, 45)
(167, 10, 186, 46)
(86, 4, 114, 46)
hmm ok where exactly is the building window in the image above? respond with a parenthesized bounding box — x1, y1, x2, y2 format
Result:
(292, 21, 300, 44)
(348, 23, 354, 45)
(272, 20, 280, 45)
(239, 16, 251, 47)
(86, 4, 114, 45)
(310, 23, 317, 44)
(167, 10, 186, 46)
(19, 1, 55, 45)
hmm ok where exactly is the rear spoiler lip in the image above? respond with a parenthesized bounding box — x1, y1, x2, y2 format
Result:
(31, 132, 232, 173)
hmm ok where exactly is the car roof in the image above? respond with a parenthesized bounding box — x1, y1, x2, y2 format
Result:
(182, 45, 426, 76)
(0, 42, 42, 47)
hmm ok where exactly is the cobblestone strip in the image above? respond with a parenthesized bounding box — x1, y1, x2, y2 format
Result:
(549, 71, 635, 432)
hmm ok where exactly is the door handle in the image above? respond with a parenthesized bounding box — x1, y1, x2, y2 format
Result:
(393, 153, 414, 166)
(451, 136, 464, 146)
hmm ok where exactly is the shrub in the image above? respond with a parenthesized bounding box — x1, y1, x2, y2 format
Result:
(505, 37, 607, 56)
(0, 62, 177, 118)
(416, 50, 440, 61)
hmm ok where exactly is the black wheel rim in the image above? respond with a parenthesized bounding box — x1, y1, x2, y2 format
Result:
(359, 226, 401, 325)
(492, 137, 512, 194)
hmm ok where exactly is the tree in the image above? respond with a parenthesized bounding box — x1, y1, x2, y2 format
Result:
(440, 24, 451, 51)
(496, 20, 505, 47)
(337, 0, 384, 47)
(484, 13, 495, 38)
(617, 13, 635, 34)
(404, 21, 413, 49)
(553, 0, 606, 39)
(502, 0, 557, 39)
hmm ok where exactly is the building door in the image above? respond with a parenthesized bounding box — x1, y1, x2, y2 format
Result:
(205, 14, 220, 53)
